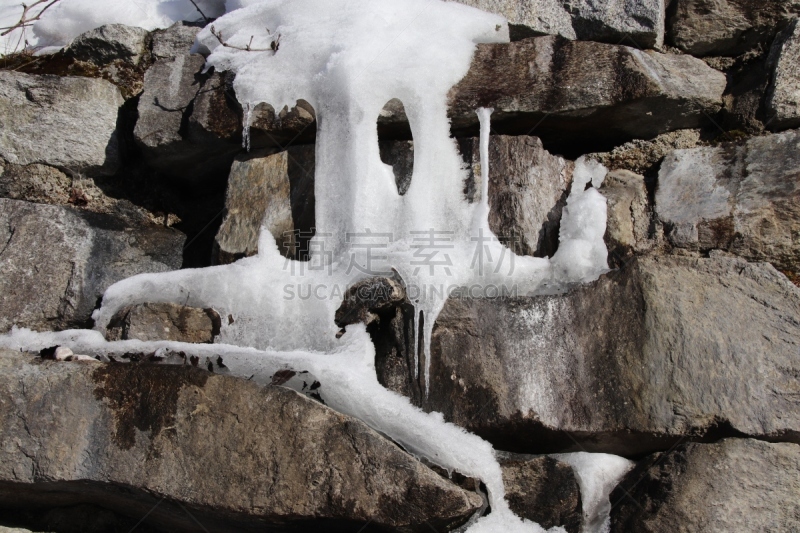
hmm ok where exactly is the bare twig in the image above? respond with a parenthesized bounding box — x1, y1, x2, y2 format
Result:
(187, 0, 210, 23)
(209, 25, 280, 53)
(0, 0, 62, 37)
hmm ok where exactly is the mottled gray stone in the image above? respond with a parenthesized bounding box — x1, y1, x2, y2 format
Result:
(459, 135, 573, 257)
(564, 0, 665, 48)
(0, 351, 482, 532)
(452, 0, 577, 40)
(453, 0, 665, 47)
(150, 22, 201, 60)
(668, 0, 800, 56)
(444, 36, 726, 152)
(0, 71, 123, 176)
(133, 53, 239, 181)
(766, 17, 800, 131)
(0, 199, 184, 332)
(66, 24, 149, 65)
(371, 255, 800, 455)
(612, 439, 800, 532)
(656, 129, 800, 275)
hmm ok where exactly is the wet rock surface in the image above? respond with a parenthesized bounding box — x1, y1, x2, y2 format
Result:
(373, 254, 800, 455)
(611, 438, 800, 531)
(0, 350, 483, 533)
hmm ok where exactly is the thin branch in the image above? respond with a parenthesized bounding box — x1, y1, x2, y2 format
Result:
(187, 0, 210, 23)
(209, 24, 280, 53)
(1, 0, 62, 37)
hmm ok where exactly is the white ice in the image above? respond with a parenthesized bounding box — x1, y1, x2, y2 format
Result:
(0, 1, 619, 531)
(553, 453, 635, 533)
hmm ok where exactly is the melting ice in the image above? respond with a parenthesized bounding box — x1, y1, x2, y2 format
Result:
(1, 0, 619, 531)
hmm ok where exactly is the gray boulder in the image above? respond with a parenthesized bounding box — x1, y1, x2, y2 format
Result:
(656, 129, 800, 276)
(668, 0, 800, 56)
(369, 254, 800, 455)
(766, 18, 800, 131)
(0, 199, 184, 332)
(444, 36, 726, 153)
(564, 0, 665, 48)
(133, 53, 240, 181)
(0, 71, 123, 176)
(66, 24, 149, 65)
(500, 454, 583, 532)
(453, 0, 577, 40)
(453, 0, 665, 48)
(611, 438, 800, 532)
(151, 22, 201, 60)
(106, 303, 221, 343)
(0, 351, 483, 532)
(460, 135, 573, 257)
(214, 145, 315, 263)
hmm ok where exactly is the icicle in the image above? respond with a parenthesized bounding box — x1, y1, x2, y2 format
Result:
(477, 106, 493, 219)
(242, 102, 253, 151)
(412, 305, 420, 379)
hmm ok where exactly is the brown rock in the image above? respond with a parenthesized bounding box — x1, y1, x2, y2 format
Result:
(500, 455, 583, 533)
(105, 303, 221, 343)
(601, 169, 652, 264)
(611, 438, 800, 532)
(668, 0, 800, 56)
(214, 145, 315, 263)
(0, 351, 482, 532)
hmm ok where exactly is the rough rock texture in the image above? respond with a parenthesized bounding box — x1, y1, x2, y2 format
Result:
(445, 36, 726, 153)
(656, 129, 800, 275)
(0, 71, 123, 176)
(133, 53, 239, 181)
(564, 0, 665, 48)
(188, 37, 724, 155)
(668, 0, 800, 56)
(214, 146, 315, 263)
(611, 439, 800, 531)
(589, 128, 703, 175)
(601, 169, 652, 264)
(150, 22, 201, 61)
(459, 135, 573, 257)
(106, 303, 221, 343)
(65, 24, 149, 65)
(373, 254, 800, 455)
(766, 18, 800, 131)
(499, 454, 583, 533)
(453, 0, 665, 48)
(453, 0, 577, 40)
(0, 199, 184, 333)
(0, 351, 483, 532)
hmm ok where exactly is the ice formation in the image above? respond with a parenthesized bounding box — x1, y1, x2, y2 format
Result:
(0, 0, 618, 531)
